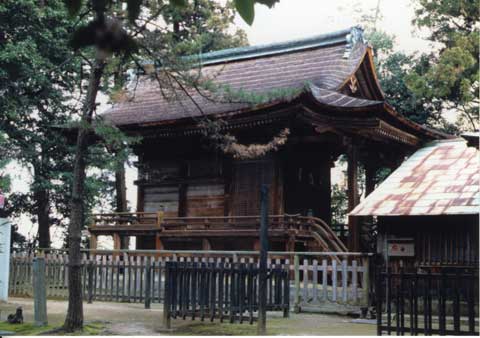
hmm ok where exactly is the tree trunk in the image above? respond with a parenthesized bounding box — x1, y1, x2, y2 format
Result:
(64, 55, 106, 332)
(115, 162, 127, 212)
(35, 188, 50, 248)
(114, 161, 129, 249)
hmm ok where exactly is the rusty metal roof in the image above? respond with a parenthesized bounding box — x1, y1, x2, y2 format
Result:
(350, 139, 480, 216)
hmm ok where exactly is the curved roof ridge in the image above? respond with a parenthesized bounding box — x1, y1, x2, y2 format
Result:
(192, 26, 363, 66)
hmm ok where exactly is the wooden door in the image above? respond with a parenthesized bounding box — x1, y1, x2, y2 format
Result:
(230, 159, 274, 216)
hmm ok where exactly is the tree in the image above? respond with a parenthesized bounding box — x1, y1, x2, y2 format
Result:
(0, 133, 11, 194)
(0, 132, 27, 249)
(162, 0, 248, 54)
(62, 0, 278, 331)
(354, 3, 455, 132)
(0, 0, 125, 249)
(0, 0, 80, 248)
(406, 0, 479, 131)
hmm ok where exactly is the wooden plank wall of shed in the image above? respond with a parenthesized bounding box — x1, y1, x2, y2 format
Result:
(378, 215, 479, 271)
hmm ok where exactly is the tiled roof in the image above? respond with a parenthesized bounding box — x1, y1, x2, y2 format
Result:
(103, 27, 369, 126)
(350, 139, 480, 216)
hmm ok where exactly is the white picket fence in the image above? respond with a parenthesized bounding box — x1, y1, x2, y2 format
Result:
(9, 250, 372, 310)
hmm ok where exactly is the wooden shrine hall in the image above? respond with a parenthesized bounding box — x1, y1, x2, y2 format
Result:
(90, 27, 449, 253)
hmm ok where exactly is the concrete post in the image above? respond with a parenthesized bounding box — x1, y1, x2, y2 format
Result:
(0, 218, 11, 302)
(33, 256, 47, 326)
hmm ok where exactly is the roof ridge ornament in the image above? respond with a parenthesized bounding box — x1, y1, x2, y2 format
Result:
(343, 26, 366, 59)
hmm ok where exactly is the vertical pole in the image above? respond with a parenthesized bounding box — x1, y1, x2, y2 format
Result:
(90, 234, 97, 258)
(294, 254, 300, 313)
(0, 218, 12, 302)
(376, 266, 382, 336)
(163, 263, 171, 329)
(202, 238, 212, 251)
(257, 184, 269, 335)
(347, 143, 360, 251)
(33, 255, 47, 326)
(113, 233, 121, 259)
(87, 260, 94, 304)
(362, 256, 370, 310)
(145, 256, 152, 309)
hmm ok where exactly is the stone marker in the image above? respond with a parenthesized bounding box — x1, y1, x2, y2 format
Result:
(0, 218, 11, 302)
(33, 256, 48, 326)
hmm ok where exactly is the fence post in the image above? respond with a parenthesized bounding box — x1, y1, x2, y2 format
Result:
(162, 263, 171, 329)
(294, 254, 300, 313)
(87, 260, 94, 304)
(145, 256, 152, 309)
(362, 256, 370, 310)
(283, 270, 290, 318)
(376, 267, 382, 336)
(33, 255, 47, 326)
(257, 184, 269, 335)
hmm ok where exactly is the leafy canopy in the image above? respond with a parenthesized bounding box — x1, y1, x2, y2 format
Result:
(406, 0, 479, 131)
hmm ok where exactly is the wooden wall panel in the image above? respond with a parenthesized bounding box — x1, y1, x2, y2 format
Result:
(185, 182, 225, 217)
(143, 185, 179, 216)
(140, 160, 180, 182)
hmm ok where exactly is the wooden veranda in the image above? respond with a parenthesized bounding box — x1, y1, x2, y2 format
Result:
(88, 213, 347, 254)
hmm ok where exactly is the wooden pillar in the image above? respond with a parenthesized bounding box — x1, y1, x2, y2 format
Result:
(121, 236, 130, 250)
(90, 234, 97, 250)
(113, 233, 121, 250)
(347, 144, 360, 251)
(155, 234, 164, 250)
(286, 236, 295, 252)
(286, 236, 296, 279)
(113, 233, 121, 259)
(202, 238, 212, 251)
(178, 183, 187, 217)
(365, 161, 377, 198)
(253, 239, 261, 251)
(318, 158, 333, 225)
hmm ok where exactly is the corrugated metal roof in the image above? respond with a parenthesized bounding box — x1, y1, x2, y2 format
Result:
(350, 139, 480, 216)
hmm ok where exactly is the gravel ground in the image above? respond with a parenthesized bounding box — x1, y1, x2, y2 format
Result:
(0, 297, 375, 335)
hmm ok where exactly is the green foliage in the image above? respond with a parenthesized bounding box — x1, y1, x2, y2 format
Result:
(356, 6, 457, 132)
(233, 0, 279, 25)
(331, 183, 348, 226)
(406, 0, 479, 131)
(0, 132, 11, 193)
(160, 0, 248, 55)
(234, 0, 255, 25)
(198, 79, 303, 106)
(0, 0, 133, 248)
(0, 0, 79, 246)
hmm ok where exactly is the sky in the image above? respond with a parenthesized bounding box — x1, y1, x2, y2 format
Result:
(8, 0, 438, 246)
(234, 0, 432, 54)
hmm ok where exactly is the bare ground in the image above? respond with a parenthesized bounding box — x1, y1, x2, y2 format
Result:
(0, 298, 375, 335)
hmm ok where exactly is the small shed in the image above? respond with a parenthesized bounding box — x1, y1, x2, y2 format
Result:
(350, 138, 479, 271)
